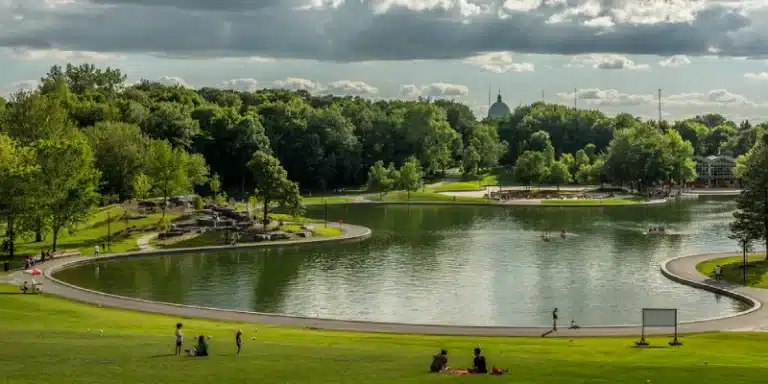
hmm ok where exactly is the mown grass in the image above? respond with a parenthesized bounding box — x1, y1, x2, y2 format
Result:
(696, 254, 768, 288)
(301, 195, 358, 205)
(428, 168, 515, 192)
(3, 283, 768, 383)
(540, 197, 648, 206)
(4, 205, 182, 268)
(370, 191, 491, 203)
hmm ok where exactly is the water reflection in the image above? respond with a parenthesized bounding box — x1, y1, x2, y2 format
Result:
(56, 198, 750, 326)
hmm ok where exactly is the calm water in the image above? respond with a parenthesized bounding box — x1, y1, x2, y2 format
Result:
(56, 198, 750, 327)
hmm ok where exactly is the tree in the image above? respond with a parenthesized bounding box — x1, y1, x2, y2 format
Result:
(0, 133, 39, 258)
(729, 218, 756, 282)
(663, 129, 697, 190)
(33, 136, 101, 251)
(132, 173, 153, 200)
(462, 145, 482, 177)
(0, 90, 76, 144)
(366, 161, 395, 195)
(83, 121, 149, 200)
(398, 157, 423, 199)
(209, 173, 222, 197)
(514, 150, 548, 188)
(548, 160, 571, 190)
(145, 140, 209, 217)
(731, 134, 768, 259)
(247, 151, 302, 227)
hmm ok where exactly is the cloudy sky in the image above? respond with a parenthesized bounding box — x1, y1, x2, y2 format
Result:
(3, 0, 768, 121)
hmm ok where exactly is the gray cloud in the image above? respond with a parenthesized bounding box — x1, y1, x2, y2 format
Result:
(0, 1, 764, 62)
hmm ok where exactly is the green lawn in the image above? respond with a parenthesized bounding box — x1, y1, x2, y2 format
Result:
(541, 197, 648, 205)
(4, 205, 181, 268)
(301, 195, 358, 205)
(696, 254, 768, 288)
(370, 191, 491, 203)
(3, 283, 768, 383)
(428, 168, 514, 192)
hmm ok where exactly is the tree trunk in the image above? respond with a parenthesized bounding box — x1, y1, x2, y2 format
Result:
(162, 187, 168, 219)
(34, 217, 42, 243)
(764, 188, 768, 261)
(263, 198, 269, 231)
(7, 217, 14, 259)
(52, 226, 60, 252)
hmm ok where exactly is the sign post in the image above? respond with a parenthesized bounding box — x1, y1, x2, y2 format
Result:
(636, 308, 682, 346)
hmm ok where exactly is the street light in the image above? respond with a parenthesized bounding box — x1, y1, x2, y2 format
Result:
(324, 200, 328, 228)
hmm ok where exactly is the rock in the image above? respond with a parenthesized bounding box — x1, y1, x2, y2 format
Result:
(269, 231, 291, 240)
(296, 231, 313, 238)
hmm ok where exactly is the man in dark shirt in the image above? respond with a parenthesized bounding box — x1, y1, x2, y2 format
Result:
(552, 308, 559, 331)
(236, 329, 243, 354)
(472, 348, 488, 374)
(429, 349, 448, 373)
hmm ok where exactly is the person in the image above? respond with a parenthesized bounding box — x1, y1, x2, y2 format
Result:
(471, 348, 488, 374)
(552, 308, 558, 331)
(196, 335, 209, 357)
(569, 320, 580, 329)
(174, 323, 183, 355)
(715, 265, 722, 281)
(21, 281, 29, 294)
(236, 329, 243, 354)
(94, 245, 100, 257)
(560, 230, 567, 238)
(429, 349, 448, 373)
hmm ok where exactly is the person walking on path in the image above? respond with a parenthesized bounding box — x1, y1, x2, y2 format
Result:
(715, 265, 722, 281)
(235, 329, 243, 355)
(94, 245, 100, 257)
(552, 308, 559, 331)
(174, 323, 183, 355)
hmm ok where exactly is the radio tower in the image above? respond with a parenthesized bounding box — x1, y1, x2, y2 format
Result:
(658, 88, 663, 123)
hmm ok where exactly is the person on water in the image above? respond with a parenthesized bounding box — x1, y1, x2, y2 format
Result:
(560, 230, 567, 237)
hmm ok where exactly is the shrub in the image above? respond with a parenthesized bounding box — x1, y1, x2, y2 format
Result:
(192, 195, 204, 210)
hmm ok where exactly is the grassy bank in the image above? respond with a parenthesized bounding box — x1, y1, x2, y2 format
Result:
(696, 254, 768, 288)
(158, 214, 344, 249)
(4, 205, 181, 266)
(428, 168, 514, 192)
(3, 284, 768, 383)
(301, 195, 358, 205)
(541, 197, 648, 206)
(370, 191, 491, 203)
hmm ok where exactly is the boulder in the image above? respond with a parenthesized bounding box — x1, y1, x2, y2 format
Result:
(296, 231, 313, 238)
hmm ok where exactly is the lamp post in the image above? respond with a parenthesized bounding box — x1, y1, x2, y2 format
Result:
(324, 200, 328, 228)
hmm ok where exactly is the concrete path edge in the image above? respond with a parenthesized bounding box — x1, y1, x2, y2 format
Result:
(21, 236, 768, 337)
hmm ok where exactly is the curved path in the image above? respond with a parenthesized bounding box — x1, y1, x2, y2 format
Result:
(11, 237, 768, 336)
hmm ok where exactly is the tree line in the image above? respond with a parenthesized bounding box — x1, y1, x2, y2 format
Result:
(1, 63, 765, 255)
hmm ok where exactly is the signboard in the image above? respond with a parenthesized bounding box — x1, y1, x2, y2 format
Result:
(642, 308, 677, 327)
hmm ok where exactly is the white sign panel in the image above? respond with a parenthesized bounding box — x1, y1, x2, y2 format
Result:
(642, 308, 677, 327)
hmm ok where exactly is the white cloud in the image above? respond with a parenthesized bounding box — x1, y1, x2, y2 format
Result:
(463, 52, 535, 73)
(568, 54, 650, 71)
(9, 47, 124, 61)
(744, 72, 768, 80)
(221, 78, 260, 91)
(401, 82, 470, 98)
(658, 55, 691, 68)
(154, 76, 190, 88)
(273, 77, 320, 91)
(557, 88, 762, 108)
(324, 80, 378, 96)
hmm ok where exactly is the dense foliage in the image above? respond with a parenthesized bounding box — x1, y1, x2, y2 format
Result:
(2, 63, 767, 255)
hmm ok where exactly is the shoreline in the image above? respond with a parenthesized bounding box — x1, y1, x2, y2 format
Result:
(11, 250, 768, 337)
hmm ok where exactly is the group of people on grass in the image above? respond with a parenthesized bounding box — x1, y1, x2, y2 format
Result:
(174, 323, 245, 357)
(429, 347, 507, 375)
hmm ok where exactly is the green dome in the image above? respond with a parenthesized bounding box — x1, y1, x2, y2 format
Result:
(488, 93, 510, 118)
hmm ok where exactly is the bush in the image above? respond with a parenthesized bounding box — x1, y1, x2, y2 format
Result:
(192, 195, 204, 210)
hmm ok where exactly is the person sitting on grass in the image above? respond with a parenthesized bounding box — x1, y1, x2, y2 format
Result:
(430, 349, 448, 373)
(21, 281, 29, 294)
(470, 348, 488, 374)
(196, 335, 209, 356)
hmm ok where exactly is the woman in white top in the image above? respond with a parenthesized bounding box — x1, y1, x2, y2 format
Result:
(175, 323, 183, 355)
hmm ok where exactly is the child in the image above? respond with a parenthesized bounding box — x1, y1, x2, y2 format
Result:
(174, 323, 183, 355)
(236, 329, 243, 354)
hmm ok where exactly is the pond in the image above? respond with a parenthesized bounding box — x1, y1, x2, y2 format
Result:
(55, 198, 749, 327)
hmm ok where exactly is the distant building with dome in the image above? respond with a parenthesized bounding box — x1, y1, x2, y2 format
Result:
(487, 92, 511, 118)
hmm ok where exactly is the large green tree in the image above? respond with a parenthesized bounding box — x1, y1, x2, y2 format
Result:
(397, 157, 423, 199)
(247, 151, 303, 226)
(731, 134, 768, 259)
(83, 121, 149, 200)
(145, 140, 209, 217)
(33, 136, 101, 251)
(0, 133, 39, 258)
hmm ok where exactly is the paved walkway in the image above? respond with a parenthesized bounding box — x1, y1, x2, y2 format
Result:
(14, 241, 768, 337)
(137, 233, 158, 251)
